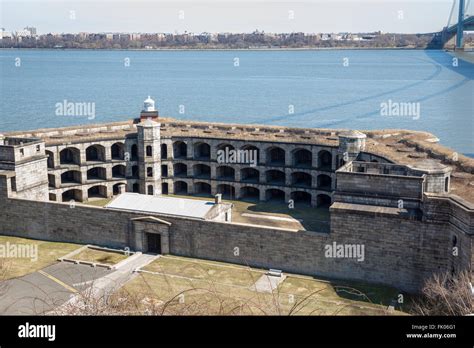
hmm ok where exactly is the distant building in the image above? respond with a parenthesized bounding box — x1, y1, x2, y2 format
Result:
(15, 29, 32, 38)
(25, 27, 37, 36)
(0, 29, 13, 39)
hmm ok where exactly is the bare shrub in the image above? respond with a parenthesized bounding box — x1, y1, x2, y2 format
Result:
(0, 259, 11, 296)
(411, 271, 473, 316)
(49, 271, 388, 316)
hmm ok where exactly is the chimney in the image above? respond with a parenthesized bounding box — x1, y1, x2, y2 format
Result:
(214, 194, 222, 205)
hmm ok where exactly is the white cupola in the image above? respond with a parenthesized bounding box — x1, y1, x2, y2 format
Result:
(143, 96, 156, 112)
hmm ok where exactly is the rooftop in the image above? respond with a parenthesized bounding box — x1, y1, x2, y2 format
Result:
(105, 192, 217, 219)
(4, 117, 474, 203)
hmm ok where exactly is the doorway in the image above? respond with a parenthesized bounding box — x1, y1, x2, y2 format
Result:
(146, 233, 162, 254)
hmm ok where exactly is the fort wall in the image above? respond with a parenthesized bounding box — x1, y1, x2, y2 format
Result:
(0, 193, 471, 293)
(1, 109, 473, 293)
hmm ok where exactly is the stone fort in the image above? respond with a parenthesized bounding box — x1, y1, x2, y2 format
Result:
(0, 97, 473, 293)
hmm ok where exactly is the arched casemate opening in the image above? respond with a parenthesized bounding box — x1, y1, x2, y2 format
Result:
(316, 194, 332, 208)
(265, 188, 285, 203)
(240, 186, 260, 201)
(266, 146, 285, 166)
(293, 149, 312, 168)
(290, 191, 312, 206)
(61, 170, 81, 185)
(194, 142, 211, 160)
(318, 150, 332, 170)
(87, 185, 107, 199)
(291, 172, 312, 188)
(216, 166, 235, 180)
(111, 142, 125, 160)
(217, 184, 235, 199)
(241, 145, 260, 164)
(266, 170, 285, 185)
(112, 165, 126, 178)
(173, 141, 187, 159)
(241, 167, 259, 183)
(194, 164, 211, 179)
(86, 144, 106, 162)
(62, 189, 82, 202)
(194, 182, 212, 196)
(173, 163, 187, 177)
(87, 167, 106, 181)
(174, 181, 188, 195)
(317, 174, 332, 190)
(60, 147, 80, 165)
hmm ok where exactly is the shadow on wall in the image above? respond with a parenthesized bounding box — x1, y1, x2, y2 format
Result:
(244, 201, 330, 233)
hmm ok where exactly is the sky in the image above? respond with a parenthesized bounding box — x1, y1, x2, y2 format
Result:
(0, 0, 460, 34)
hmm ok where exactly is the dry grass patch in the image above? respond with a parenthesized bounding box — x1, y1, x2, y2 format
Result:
(121, 255, 404, 315)
(72, 247, 128, 265)
(167, 194, 330, 232)
(142, 255, 264, 287)
(0, 235, 81, 279)
(82, 198, 113, 207)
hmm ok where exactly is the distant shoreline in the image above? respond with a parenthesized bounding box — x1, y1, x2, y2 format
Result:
(0, 46, 435, 52)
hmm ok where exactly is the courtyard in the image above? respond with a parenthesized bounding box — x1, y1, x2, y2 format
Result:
(0, 236, 409, 315)
(117, 255, 407, 315)
(84, 194, 331, 232)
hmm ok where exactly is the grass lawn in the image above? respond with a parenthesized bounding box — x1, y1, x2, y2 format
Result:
(142, 255, 264, 287)
(82, 198, 113, 207)
(120, 255, 407, 315)
(0, 235, 81, 280)
(71, 247, 128, 265)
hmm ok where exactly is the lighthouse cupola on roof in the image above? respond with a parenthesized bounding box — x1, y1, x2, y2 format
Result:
(140, 96, 159, 121)
(143, 96, 155, 112)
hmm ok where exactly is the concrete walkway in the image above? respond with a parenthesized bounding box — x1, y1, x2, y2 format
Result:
(52, 253, 159, 313)
(250, 274, 287, 293)
(0, 263, 110, 315)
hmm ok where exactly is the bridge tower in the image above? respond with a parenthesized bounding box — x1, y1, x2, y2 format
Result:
(457, 0, 465, 48)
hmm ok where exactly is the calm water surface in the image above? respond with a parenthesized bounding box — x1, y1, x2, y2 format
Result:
(0, 49, 472, 154)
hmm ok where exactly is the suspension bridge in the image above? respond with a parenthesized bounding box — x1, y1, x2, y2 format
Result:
(441, 0, 474, 48)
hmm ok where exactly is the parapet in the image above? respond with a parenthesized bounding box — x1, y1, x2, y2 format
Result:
(0, 136, 45, 165)
(337, 130, 367, 162)
(408, 160, 452, 194)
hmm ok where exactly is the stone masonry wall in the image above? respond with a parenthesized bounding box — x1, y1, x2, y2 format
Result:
(0, 194, 468, 292)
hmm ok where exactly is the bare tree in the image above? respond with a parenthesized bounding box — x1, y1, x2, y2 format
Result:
(412, 271, 473, 316)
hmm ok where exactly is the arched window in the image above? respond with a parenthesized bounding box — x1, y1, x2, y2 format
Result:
(147, 167, 153, 177)
(132, 183, 140, 193)
(146, 145, 153, 157)
(131, 144, 138, 161)
(161, 144, 168, 159)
